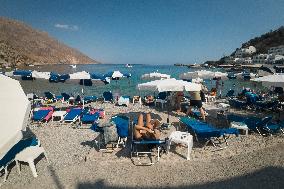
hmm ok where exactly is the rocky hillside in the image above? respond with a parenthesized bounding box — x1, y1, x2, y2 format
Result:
(239, 26, 284, 54)
(0, 17, 98, 67)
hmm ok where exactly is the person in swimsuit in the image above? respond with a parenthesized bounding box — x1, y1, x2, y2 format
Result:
(134, 113, 161, 140)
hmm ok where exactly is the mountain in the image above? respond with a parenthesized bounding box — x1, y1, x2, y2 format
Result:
(0, 17, 98, 67)
(240, 26, 284, 54)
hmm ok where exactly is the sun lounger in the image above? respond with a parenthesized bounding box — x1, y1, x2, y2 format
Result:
(111, 115, 129, 147)
(227, 114, 283, 136)
(63, 108, 82, 123)
(84, 96, 97, 104)
(103, 91, 113, 103)
(32, 107, 54, 122)
(179, 117, 239, 148)
(81, 112, 100, 124)
(130, 121, 166, 165)
(0, 137, 38, 182)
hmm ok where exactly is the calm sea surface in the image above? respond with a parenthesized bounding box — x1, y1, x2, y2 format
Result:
(17, 64, 260, 98)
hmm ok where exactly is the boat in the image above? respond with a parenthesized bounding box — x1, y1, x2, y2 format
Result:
(125, 64, 133, 68)
(70, 65, 77, 69)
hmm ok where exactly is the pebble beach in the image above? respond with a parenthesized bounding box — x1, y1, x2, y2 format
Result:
(1, 101, 284, 189)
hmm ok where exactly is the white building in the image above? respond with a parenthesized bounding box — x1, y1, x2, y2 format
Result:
(234, 57, 252, 64)
(252, 54, 268, 64)
(235, 46, 256, 58)
(267, 54, 284, 64)
(268, 45, 284, 56)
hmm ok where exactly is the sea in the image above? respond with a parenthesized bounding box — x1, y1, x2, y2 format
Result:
(17, 64, 261, 98)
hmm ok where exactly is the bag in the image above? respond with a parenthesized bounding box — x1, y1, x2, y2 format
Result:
(103, 122, 118, 144)
(200, 90, 206, 102)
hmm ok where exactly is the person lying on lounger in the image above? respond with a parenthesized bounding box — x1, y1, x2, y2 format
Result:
(134, 113, 161, 140)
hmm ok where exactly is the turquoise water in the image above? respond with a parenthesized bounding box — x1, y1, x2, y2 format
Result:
(18, 64, 259, 98)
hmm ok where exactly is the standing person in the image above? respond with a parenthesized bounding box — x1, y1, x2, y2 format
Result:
(186, 90, 206, 121)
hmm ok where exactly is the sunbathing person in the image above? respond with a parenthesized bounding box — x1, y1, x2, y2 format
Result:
(134, 113, 161, 140)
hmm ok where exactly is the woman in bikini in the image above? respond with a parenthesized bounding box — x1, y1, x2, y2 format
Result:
(134, 113, 161, 140)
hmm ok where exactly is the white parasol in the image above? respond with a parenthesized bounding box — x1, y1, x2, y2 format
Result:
(0, 75, 31, 159)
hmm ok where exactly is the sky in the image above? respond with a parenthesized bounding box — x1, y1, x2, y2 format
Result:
(1, 0, 284, 64)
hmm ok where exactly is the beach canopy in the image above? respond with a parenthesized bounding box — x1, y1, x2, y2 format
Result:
(179, 70, 228, 80)
(137, 78, 201, 92)
(104, 71, 124, 80)
(141, 72, 170, 80)
(251, 74, 284, 88)
(31, 71, 51, 79)
(0, 75, 31, 159)
(69, 71, 91, 80)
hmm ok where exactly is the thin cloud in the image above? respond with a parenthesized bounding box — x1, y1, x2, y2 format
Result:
(54, 24, 79, 31)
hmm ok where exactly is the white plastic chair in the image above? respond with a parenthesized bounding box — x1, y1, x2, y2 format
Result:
(167, 131, 193, 160)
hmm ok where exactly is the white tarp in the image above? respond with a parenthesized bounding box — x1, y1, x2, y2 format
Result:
(0, 75, 31, 159)
(69, 71, 91, 80)
(141, 72, 171, 80)
(179, 70, 227, 80)
(31, 71, 51, 79)
(137, 78, 201, 92)
(251, 74, 284, 88)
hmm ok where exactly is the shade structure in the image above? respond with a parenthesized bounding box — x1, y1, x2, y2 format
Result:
(179, 70, 228, 80)
(69, 71, 91, 80)
(141, 72, 170, 80)
(31, 71, 50, 79)
(0, 75, 31, 159)
(251, 74, 284, 88)
(104, 71, 124, 80)
(137, 78, 201, 92)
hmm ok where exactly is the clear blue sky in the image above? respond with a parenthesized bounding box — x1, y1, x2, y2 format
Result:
(1, 0, 284, 64)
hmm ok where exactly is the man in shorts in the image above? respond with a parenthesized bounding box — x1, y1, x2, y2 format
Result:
(186, 91, 206, 121)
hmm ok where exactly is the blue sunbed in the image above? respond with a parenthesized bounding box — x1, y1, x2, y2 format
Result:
(180, 117, 239, 147)
(32, 110, 51, 122)
(64, 108, 82, 123)
(81, 112, 100, 124)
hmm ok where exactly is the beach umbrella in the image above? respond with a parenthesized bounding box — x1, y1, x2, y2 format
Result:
(179, 70, 227, 80)
(141, 72, 170, 80)
(91, 73, 111, 84)
(137, 78, 201, 92)
(0, 75, 31, 159)
(31, 71, 51, 80)
(251, 74, 284, 88)
(104, 70, 124, 80)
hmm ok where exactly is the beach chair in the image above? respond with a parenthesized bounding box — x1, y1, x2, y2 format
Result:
(80, 112, 100, 125)
(155, 92, 168, 109)
(111, 115, 129, 148)
(32, 107, 54, 123)
(74, 95, 83, 105)
(63, 108, 82, 123)
(84, 96, 97, 104)
(61, 93, 71, 104)
(226, 89, 235, 98)
(179, 117, 239, 148)
(117, 96, 130, 106)
(103, 91, 113, 103)
(130, 121, 166, 165)
(0, 137, 39, 183)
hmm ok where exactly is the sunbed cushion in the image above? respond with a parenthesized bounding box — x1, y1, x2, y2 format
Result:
(64, 108, 82, 121)
(33, 110, 50, 121)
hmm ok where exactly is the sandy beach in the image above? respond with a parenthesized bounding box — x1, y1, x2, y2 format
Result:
(1, 102, 284, 189)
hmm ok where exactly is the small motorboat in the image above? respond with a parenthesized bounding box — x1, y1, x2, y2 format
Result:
(70, 65, 77, 69)
(125, 64, 133, 68)
(227, 72, 237, 79)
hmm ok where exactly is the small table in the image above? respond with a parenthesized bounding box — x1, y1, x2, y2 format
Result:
(52, 111, 67, 122)
(167, 131, 193, 160)
(15, 146, 48, 178)
(230, 121, 248, 135)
